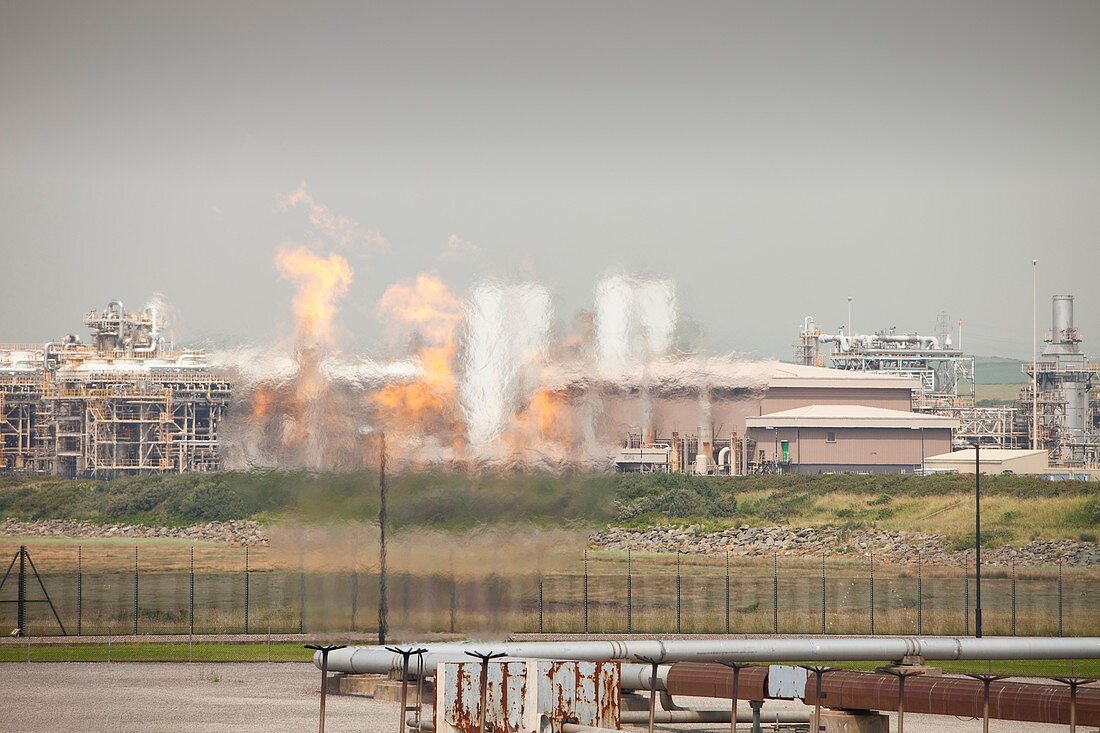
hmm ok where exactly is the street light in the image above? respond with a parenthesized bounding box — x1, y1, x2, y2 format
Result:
(969, 441, 983, 638)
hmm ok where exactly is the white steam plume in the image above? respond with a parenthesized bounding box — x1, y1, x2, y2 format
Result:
(459, 282, 552, 447)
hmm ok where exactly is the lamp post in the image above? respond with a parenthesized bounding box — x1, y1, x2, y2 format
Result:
(976, 440, 985, 633)
(847, 296, 852, 338)
(1032, 259, 1038, 450)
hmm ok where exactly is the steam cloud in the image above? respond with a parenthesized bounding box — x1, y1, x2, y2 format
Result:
(211, 188, 777, 472)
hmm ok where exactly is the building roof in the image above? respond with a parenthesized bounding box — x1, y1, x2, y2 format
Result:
(746, 404, 958, 430)
(767, 363, 920, 390)
(924, 448, 1049, 465)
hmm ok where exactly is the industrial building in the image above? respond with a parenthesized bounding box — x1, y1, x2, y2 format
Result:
(794, 294, 1100, 470)
(0, 301, 231, 478)
(745, 405, 955, 475)
(923, 448, 1050, 476)
(614, 364, 937, 475)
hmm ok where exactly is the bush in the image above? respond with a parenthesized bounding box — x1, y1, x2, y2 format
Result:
(164, 481, 248, 523)
(615, 473, 736, 521)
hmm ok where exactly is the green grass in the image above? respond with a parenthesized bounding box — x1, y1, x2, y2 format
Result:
(1, 470, 1096, 546)
(973, 356, 1028, 385)
(0, 641, 313, 663)
(976, 383, 1024, 406)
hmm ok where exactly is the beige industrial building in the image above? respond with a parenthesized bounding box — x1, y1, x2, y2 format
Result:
(744, 404, 956, 474)
(923, 448, 1050, 475)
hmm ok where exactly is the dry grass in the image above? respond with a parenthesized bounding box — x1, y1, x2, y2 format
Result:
(730, 489, 1093, 546)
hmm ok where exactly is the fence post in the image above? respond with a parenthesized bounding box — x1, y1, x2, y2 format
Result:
(189, 546, 195, 635)
(1058, 559, 1064, 637)
(868, 544, 874, 636)
(350, 570, 358, 631)
(537, 575, 544, 633)
(964, 556, 970, 636)
(627, 549, 633, 634)
(583, 548, 589, 635)
(772, 552, 778, 635)
(449, 574, 457, 634)
(77, 545, 83, 636)
(675, 550, 682, 634)
(244, 546, 250, 634)
(1011, 558, 1016, 636)
(725, 550, 730, 634)
(298, 567, 306, 634)
(133, 546, 139, 636)
(820, 552, 826, 635)
(916, 552, 923, 636)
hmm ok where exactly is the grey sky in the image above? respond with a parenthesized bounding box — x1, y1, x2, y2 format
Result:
(1, 1, 1097, 360)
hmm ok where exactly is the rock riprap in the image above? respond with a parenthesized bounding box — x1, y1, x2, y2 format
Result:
(589, 525, 1099, 566)
(0, 518, 268, 546)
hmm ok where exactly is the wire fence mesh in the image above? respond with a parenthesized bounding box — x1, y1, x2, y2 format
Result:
(1, 543, 1098, 638)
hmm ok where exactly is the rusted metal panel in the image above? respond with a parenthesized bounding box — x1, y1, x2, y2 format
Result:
(665, 662, 769, 701)
(803, 670, 1100, 726)
(436, 660, 620, 733)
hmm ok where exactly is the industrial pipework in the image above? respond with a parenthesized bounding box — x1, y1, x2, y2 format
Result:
(315, 636, 1100, 675)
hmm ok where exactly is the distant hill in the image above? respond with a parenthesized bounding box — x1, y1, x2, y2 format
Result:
(974, 355, 1027, 385)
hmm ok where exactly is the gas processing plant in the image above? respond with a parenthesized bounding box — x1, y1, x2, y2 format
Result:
(1, 285, 1097, 478)
(0, 301, 231, 477)
(795, 293, 1100, 468)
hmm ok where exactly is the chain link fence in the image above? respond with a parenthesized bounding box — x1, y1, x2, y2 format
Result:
(2, 543, 1097, 638)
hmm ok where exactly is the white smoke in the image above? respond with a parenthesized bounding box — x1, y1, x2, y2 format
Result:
(459, 282, 553, 447)
(594, 275, 677, 377)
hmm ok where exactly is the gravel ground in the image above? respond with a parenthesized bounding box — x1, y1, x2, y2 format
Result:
(1, 662, 390, 732)
(0, 663, 1086, 733)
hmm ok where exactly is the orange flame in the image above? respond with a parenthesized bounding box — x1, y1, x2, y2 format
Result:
(275, 245, 353, 344)
(372, 274, 462, 429)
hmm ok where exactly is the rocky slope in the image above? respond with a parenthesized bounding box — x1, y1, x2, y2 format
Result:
(590, 525, 1099, 566)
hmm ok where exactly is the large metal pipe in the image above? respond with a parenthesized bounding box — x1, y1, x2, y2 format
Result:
(809, 669, 1100, 726)
(316, 637, 1100, 675)
(620, 709, 808, 724)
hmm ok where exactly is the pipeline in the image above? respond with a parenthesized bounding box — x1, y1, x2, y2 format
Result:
(621, 708, 807, 724)
(315, 636, 1100, 675)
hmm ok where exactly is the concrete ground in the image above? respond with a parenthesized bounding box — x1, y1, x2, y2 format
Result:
(0, 663, 1090, 732)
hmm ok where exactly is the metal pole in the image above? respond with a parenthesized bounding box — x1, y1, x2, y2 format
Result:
(1011, 558, 1016, 636)
(772, 552, 778, 634)
(1052, 677, 1098, 733)
(583, 548, 589, 634)
(133, 546, 138, 635)
(972, 441, 983, 638)
(675, 550, 681, 634)
(306, 644, 346, 733)
(386, 646, 428, 733)
(537, 575, 544, 634)
(77, 545, 82, 636)
(378, 432, 388, 646)
(725, 550, 731, 634)
(1059, 559, 1064, 637)
(299, 566, 306, 635)
(465, 651, 506, 733)
(916, 552, 922, 636)
(244, 546, 250, 634)
(801, 666, 833, 733)
(635, 656, 661, 733)
(868, 544, 874, 636)
(350, 570, 358, 631)
(627, 550, 633, 634)
(964, 556, 969, 636)
(719, 662, 753, 733)
(881, 668, 922, 733)
(189, 546, 195, 635)
(1032, 258, 1038, 450)
(964, 674, 1008, 733)
(17, 545, 26, 634)
(820, 553, 826, 635)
